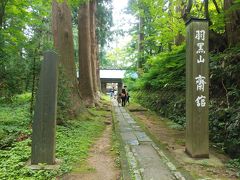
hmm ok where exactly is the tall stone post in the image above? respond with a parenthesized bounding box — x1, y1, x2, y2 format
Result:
(31, 51, 58, 165)
(185, 18, 209, 158)
(118, 82, 123, 94)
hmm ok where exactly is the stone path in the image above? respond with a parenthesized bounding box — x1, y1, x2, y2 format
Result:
(113, 101, 186, 180)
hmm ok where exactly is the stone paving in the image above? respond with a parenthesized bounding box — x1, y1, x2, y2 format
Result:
(112, 101, 186, 180)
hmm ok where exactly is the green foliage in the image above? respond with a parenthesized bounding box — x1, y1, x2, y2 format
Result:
(227, 158, 240, 177)
(131, 90, 186, 126)
(0, 0, 52, 99)
(209, 10, 225, 33)
(135, 46, 186, 91)
(96, 0, 113, 68)
(104, 45, 138, 69)
(128, 0, 186, 56)
(208, 46, 240, 158)
(96, 0, 113, 48)
(0, 56, 30, 98)
(227, 158, 240, 170)
(0, 93, 31, 147)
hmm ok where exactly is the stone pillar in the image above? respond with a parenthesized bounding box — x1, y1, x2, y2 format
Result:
(31, 51, 58, 165)
(185, 18, 209, 158)
(118, 82, 122, 94)
(101, 82, 107, 93)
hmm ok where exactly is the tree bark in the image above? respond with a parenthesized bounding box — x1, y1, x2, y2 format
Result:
(224, 0, 240, 47)
(95, 28, 101, 90)
(182, 0, 193, 22)
(78, 1, 95, 107)
(175, 6, 185, 45)
(138, 15, 144, 69)
(52, 0, 83, 114)
(90, 0, 99, 102)
(204, 0, 209, 20)
(212, 0, 221, 14)
(0, 0, 8, 29)
(96, 55, 101, 90)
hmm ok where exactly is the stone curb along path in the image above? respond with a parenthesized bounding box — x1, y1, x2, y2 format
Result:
(112, 100, 187, 180)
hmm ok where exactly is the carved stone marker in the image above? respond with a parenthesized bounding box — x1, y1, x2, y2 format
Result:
(185, 18, 209, 158)
(31, 51, 58, 165)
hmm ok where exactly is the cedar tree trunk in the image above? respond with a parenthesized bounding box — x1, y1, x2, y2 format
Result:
(138, 15, 144, 69)
(78, 2, 95, 107)
(90, 0, 99, 101)
(52, 0, 83, 114)
(224, 0, 240, 47)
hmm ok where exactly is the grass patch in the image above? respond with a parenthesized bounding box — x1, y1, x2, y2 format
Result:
(0, 93, 108, 179)
(101, 94, 111, 102)
(71, 165, 96, 173)
(166, 121, 184, 131)
(111, 128, 121, 168)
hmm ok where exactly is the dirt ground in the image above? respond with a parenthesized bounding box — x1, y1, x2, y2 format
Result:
(62, 124, 120, 180)
(128, 104, 239, 180)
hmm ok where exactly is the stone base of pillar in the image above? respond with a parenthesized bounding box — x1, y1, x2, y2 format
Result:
(28, 159, 61, 170)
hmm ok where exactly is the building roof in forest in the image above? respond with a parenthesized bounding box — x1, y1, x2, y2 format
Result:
(100, 69, 126, 79)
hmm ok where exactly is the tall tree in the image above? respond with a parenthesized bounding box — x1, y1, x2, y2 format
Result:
(90, 0, 99, 100)
(78, 1, 95, 106)
(0, 0, 8, 28)
(52, 0, 83, 114)
(182, 0, 193, 22)
(138, 15, 144, 69)
(224, 0, 240, 47)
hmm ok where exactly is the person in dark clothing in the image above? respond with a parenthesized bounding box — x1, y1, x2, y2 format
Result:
(121, 88, 126, 107)
(126, 92, 130, 104)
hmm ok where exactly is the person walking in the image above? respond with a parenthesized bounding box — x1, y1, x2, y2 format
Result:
(121, 88, 127, 107)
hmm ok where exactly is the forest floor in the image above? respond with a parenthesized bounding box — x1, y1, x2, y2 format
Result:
(126, 102, 239, 180)
(62, 124, 120, 180)
(62, 99, 121, 180)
